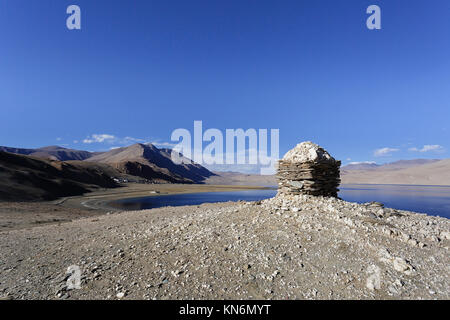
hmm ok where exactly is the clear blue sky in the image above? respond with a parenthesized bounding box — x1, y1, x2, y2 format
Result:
(1, 0, 449, 167)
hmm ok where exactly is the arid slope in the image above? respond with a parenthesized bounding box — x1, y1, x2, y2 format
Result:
(87, 143, 215, 183)
(0, 151, 118, 201)
(341, 159, 450, 185)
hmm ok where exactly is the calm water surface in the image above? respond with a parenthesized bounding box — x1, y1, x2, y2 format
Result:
(110, 184, 450, 218)
(339, 184, 450, 218)
(109, 189, 277, 211)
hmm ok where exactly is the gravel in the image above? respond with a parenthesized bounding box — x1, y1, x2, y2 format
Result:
(0, 193, 448, 300)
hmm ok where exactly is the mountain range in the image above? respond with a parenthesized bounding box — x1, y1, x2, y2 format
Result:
(203, 159, 450, 187)
(0, 151, 117, 201)
(340, 159, 450, 185)
(86, 143, 214, 183)
(0, 143, 214, 182)
(0, 145, 96, 161)
(0, 143, 215, 201)
(341, 159, 440, 171)
(1, 143, 449, 200)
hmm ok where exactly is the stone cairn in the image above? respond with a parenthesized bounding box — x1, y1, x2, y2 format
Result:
(277, 141, 341, 197)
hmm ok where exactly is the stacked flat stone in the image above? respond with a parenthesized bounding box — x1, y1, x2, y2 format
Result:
(277, 141, 341, 197)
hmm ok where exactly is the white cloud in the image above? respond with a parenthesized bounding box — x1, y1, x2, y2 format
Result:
(83, 134, 116, 144)
(123, 136, 145, 143)
(349, 161, 377, 165)
(374, 147, 399, 157)
(409, 145, 444, 153)
(422, 145, 443, 152)
(82, 134, 149, 145)
(151, 141, 177, 148)
(56, 137, 62, 141)
(80, 134, 179, 149)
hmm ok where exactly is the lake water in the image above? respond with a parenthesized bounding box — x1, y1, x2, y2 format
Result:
(339, 184, 450, 218)
(110, 184, 450, 219)
(109, 189, 277, 211)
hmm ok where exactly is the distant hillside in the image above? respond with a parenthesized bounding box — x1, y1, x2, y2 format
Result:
(341, 159, 440, 172)
(209, 158, 450, 187)
(0, 143, 214, 184)
(341, 159, 450, 185)
(377, 159, 440, 170)
(86, 143, 215, 183)
(341, 162, 380, 171)
(0, 145, 95, 161)
(0, 151, 118, 201)
(205, 171, 277, 186)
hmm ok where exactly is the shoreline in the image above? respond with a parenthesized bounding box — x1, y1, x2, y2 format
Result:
(0, 183, 271, 232)
(2, 182, 449, 233)
(60, 183, 273, 211)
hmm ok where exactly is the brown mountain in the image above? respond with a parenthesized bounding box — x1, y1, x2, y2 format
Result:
(376, 159, 440, 170)
(341, 159, 450, 185)
(341, 159, 440, 172)
(341, 162, 380, 171)
(0, 145, 95, 161)
(205, 171, 277, 186)
(0, 143, 215, 184)
(205, 158, 450, 187)
(86, 143, 215, 183)
(0, 151, 118, 201)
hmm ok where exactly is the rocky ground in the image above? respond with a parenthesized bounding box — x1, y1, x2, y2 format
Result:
(0, 202, 102, 232)
(0, 193, 449, 300)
